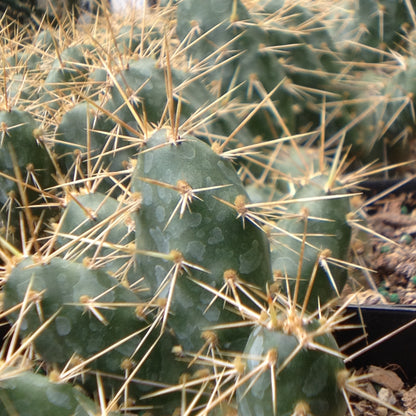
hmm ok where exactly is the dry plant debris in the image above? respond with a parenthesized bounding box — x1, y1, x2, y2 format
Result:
(351, 191, 416, 305)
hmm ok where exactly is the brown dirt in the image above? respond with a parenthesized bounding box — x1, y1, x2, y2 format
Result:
(347, 365, 416, 415)
(342, 189, 416, 415)
(348, 191, 416, 305)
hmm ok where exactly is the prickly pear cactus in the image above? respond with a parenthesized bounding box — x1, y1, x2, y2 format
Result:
(0, 108, 55, 244)
(175, 0, 251, 65)
(104, 57, 248, 147)
(42, 44, 96, 111)
(3, 256, 185, 406)
(132, 128, 272, 351)
(0, 1, 407, 414)
(4, 257, 145, 371)
(55, 101, 131, 181)
(271, 174, 352, 311)
(238, 315, 347, 416)
(328, 0, 414, 62)
(0, 109, 54, 206)
(0, 369, 120, 416)
(176, 0, 292, 140)
(54, 190, 137, 281)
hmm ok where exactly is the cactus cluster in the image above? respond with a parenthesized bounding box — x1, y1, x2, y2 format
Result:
(0, 0, 414, 415)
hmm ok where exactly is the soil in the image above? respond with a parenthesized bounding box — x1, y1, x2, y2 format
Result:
(348, 188, 416, 305)
(342, 185, 416, 415)
(347, 365, 416, 415)
(359, 191, 416, 305)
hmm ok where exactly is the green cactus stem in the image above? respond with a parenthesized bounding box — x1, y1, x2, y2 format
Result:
(54, 190, 138, 281)
(238, 314, 347, 416)
(132, 128, 272, 351)
(271, 174, 352, 311)
(0, 369, 121, 416)
(3, 256, 185, 406)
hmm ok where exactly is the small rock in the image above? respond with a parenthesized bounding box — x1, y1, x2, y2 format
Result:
(375, 406, 388, 416)
(378, 387, 396, 405)
(368, 365, 404, 391)
(403, 385, 416, 409)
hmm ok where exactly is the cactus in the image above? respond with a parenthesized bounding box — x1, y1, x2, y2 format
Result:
(4, 257, 146, 376)
(7, 74, 40, 105)
(3, 256, 185, 409)
(41, 44, 96, 111)
(0, 109, 55, 243)
(0, 1, 413, 414)
(332, 52, 416, 166)
(271, 174, 352, 311)
(116, 24, 162, 56)
(328, 0, 415, 63)
(103, 57, 250, 147)
(53, 190, 138, 281)
(0, 369, 121, 415)
(243, 143, 324, 196)
(256, 0, 341, 88)
(54, 101, 128, 184)
(0, 109, 53, 203)
(176, 0, 293, 140)
(132, 128, 272, 351)
(175, 0, 349, 141)
(379, 55, 416, 152)
(34, 28, 57, 53)
(104, 58, 167, 128)
(237, 310, 347, 416)
(175, 0, 252, 67)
